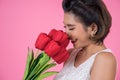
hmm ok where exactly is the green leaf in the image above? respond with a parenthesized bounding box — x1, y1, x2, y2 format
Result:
(33, 63, 56, 80)
(23, 48, 34, 80)
(27, 53, 50, 80)
(36, 71, 58, 80)
(26, 53, 43, 79)
(39, 63, 56, 74)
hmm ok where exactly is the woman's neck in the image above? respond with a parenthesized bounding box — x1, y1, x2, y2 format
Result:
(81, 43, 106, 55)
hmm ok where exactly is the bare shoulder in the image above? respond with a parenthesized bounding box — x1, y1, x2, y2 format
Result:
(95, 52, 117, 65)
(90, 52, 117, 80)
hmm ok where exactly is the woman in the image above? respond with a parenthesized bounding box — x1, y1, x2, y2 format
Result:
(54, 0, 117, 80)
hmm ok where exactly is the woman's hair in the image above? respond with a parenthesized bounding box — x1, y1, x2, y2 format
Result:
(62, 0, 112, 43)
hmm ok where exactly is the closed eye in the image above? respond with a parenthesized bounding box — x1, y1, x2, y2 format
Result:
(69, 28, 75, 30)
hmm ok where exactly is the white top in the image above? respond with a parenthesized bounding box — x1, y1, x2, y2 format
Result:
(54, 48, 112, 80)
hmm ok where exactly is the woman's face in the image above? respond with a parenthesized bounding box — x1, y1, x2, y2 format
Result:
(63, 12, 92, 48)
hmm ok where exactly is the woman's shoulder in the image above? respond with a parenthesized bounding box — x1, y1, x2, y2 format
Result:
(90, 52, 117, 79)
(95, 52, 117, 64)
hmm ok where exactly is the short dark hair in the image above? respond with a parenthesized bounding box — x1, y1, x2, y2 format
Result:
(62, 0, 112, 43)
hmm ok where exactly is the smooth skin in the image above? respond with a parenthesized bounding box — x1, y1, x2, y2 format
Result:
(63, 12, 117, 80)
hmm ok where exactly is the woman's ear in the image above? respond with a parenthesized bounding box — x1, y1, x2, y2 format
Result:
(88, 23, 98, 35)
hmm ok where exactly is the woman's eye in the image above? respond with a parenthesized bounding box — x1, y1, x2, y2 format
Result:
(69, 28, 75, 30)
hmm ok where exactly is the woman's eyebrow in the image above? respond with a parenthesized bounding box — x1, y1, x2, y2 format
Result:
(66, 24, 75, 27)
(63, 22, 75, 26)
(63, 23, 75, 26)
(63, 24, 75, 28)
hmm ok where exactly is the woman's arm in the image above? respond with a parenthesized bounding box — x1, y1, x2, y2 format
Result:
(90, 52, 117, 80)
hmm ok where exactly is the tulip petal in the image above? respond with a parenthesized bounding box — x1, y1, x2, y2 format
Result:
(48, 29, 57, 38)
(35, 33, 51, 50)
(52, 30, 63, 43)
(59, 31, 68, 42)
(57, 52, 70, 64)
(61, 39, 69, 48)
(52, 48, 70, 64)
(45, 40, 61, 57)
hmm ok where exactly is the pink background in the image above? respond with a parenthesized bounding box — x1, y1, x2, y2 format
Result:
(0, 0, 120, 80)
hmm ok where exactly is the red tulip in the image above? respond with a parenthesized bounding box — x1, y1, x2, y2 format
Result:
(44, 40, 61, 57)
(48, 29, 57, 38)
(48, 29, 69, 47)
(58, 31, 69, 44)
(35, 29, 70, 64)
(52, 48, 70, 64)
(52, 30, 63, 42)
(61, 39, 69, 48)
(57, 52, 69, 64)
(35, 33, 51, 50)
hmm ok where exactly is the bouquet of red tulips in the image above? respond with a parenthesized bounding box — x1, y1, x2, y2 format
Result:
(23, 29, 70, 80)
